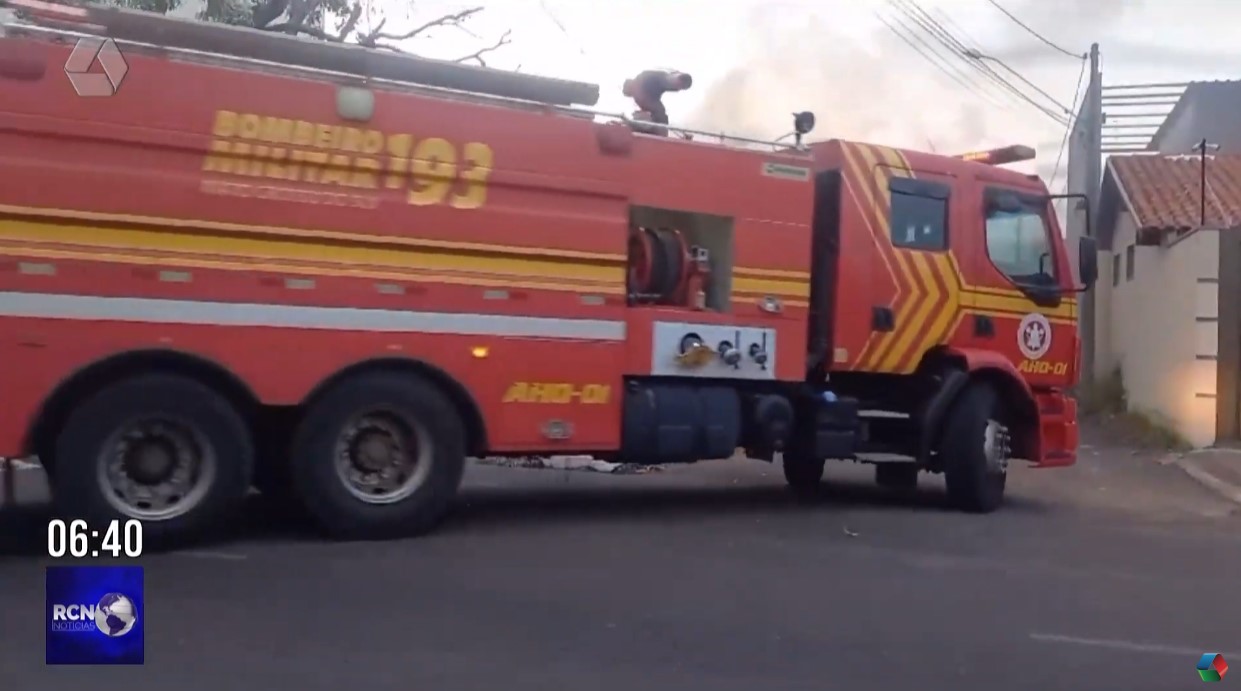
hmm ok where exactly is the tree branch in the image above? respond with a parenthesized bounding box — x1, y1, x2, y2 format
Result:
(358, 6, 483, 46)
(334, 1, 363, 40)
(453, 29, 511, 66)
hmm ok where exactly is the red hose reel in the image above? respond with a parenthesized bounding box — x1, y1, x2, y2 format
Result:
(627, 226, 709, 308)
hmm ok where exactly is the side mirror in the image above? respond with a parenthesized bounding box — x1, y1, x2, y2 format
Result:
(1078, 236, 1098, 286)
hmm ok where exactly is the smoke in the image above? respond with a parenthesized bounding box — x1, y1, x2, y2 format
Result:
(685, 7, 1047, 160)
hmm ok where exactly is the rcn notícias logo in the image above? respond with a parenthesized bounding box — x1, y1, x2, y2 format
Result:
(46, 566, 144, 665)
(50, 592, 138, 637)
(1198, 653, 1229, 682)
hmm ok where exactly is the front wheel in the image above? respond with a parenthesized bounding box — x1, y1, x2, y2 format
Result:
(289, 372, 467, 540)
(939, 383, 1009, 513)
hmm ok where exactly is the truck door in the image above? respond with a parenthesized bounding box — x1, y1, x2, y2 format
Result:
(870, 165, 970, 376)
(970, 187, 1076, 384)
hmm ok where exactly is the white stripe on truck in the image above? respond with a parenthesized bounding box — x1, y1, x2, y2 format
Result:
(0, 291, 626, 341)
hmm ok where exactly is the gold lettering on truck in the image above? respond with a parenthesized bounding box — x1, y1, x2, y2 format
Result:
(502, 383, 611, 405)
(200, 109, 496, 210)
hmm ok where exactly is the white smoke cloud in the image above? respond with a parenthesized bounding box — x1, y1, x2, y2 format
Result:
(684, 4, 1059, 172)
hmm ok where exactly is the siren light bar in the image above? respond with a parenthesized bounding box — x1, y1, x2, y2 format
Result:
(956, 144, 1036, 166)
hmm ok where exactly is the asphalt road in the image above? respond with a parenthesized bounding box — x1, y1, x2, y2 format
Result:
(2, 450, 1239, 691)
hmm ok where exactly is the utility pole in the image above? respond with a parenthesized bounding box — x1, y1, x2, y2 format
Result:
(1079, 42, 1101, 391)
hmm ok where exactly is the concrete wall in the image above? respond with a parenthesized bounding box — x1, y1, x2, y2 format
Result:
(1099, 212, 1219, 447)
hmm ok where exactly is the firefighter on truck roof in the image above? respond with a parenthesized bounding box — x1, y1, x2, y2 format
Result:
(623, 69, 693, 133)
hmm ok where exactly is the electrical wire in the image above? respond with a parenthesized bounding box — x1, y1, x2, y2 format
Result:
(537, 0, 586, 57)
(899, 0, 1068, 125)
(932, 6, 1076, 114)
(1049, 56, 1088, 191)
(874, 12, 1006, 109)
(984, 0, 1082, 60)
(983, 56, 1074, 115)
(890, 0, 1069, 127)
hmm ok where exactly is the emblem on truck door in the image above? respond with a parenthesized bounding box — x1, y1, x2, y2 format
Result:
(1017, 313, 1052, 360)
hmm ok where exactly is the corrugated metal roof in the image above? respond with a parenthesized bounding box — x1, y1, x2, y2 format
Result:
(1148, 80, 1241, 152)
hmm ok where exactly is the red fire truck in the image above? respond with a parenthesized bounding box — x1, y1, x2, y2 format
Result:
(0, 1, 1097, 547)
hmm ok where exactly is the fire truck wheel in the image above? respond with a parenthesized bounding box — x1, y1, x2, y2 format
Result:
(940, 382, 1008, 513)
(782, 454, 826, 497)
(289, 372, 467, 540)
(51, 374, 254, 548)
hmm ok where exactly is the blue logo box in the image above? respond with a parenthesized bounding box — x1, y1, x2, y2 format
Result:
(45, 565, 144, 665)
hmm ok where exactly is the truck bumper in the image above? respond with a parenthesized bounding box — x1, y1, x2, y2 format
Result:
(1031, 391, 1078, 468)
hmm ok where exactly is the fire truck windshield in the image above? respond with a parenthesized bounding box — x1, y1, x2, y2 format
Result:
(984, 199, 1057, 286)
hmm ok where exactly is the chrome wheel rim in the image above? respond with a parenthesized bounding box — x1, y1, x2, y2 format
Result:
(97, 417, 217, 520)
(334, 410, 431, 504)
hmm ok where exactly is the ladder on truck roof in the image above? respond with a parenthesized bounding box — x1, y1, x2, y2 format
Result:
(0, 0, 807, 154)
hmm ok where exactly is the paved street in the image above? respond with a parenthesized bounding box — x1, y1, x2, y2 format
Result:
(2, 444, 1239, 691)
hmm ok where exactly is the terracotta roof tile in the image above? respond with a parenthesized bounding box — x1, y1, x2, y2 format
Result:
(1108, 153, 1241, 232)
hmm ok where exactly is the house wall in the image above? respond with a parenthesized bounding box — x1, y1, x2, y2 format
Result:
(1101, 212, 1219, 447)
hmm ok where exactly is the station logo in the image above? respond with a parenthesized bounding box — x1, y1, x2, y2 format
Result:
(46, 566, 144, 665)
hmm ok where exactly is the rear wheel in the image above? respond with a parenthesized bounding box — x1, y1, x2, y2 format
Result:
(51, 374, 253, 548)
(940, 383, 1009, 513)
(289, 372, 467, 540)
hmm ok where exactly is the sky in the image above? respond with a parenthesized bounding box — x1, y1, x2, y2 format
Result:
(359, 0, 1241, 190)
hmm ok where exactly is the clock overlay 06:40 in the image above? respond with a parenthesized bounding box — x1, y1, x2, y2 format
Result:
(48, 519, 144, 559)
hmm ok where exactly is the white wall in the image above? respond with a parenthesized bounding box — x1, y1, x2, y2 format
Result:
(1101, 212, 1219, 447)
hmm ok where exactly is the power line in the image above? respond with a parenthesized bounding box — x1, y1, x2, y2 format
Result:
(537, 0, 586, 57)
(901, 0, 1069, 125)
(974, 52, 1074, 115)
(1049, 57, 1088, 191)
(984, 0, 1081, 60)
(875, 11, 1006, 109)
(895, 0, 1059, 122)
(890, 0, 1069, 127)
(932, 6, 1073, 115)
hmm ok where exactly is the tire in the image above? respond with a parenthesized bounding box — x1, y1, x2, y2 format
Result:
(939, 382, 1009, 513)
(289, 372, 467, 540)
(782, 454, 826, 497)
(51, 374, 253, 548)
(875, 463, 919, 490)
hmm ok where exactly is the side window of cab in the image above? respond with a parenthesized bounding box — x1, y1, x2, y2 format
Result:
(983, 190, 1057, 287)
(889, 177, 950, 251)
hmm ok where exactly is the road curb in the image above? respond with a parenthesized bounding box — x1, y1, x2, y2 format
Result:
(1173, 456, 1241, 506)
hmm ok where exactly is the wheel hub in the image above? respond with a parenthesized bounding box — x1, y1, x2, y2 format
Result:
(99, 419, 215, 520)
(335, 412, 431, 504)
(123, 437, 177, 484)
